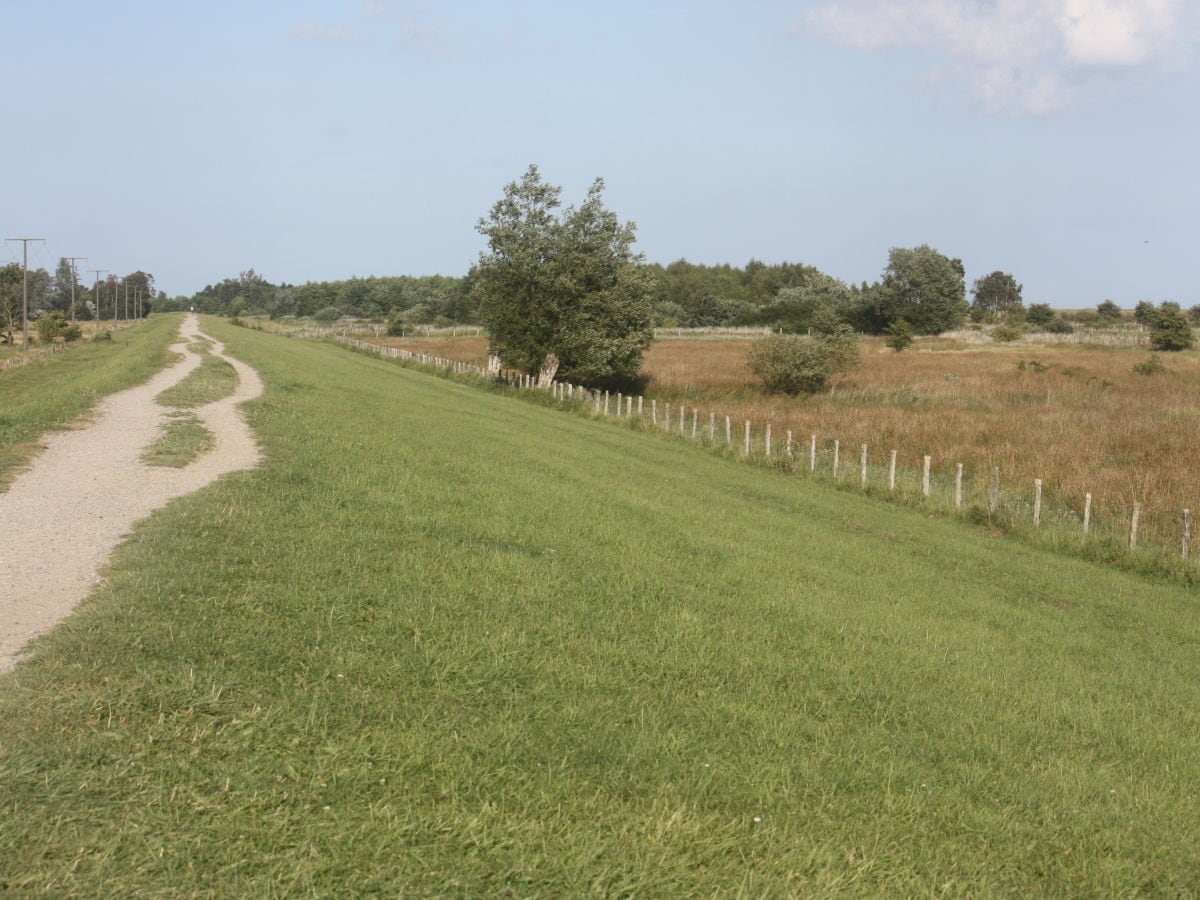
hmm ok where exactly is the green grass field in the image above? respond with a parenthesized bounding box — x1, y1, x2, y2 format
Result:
(0, 316, 181, 485)
(2, 319, 1199, 895)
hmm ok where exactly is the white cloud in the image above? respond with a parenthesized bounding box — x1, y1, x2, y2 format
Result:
(797, 0, 1194, 114)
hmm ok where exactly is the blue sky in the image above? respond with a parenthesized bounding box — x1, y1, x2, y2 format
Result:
(3, 1, 1197, 307)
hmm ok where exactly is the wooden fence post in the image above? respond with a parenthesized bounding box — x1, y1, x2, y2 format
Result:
(765, 424, 772, 458)
(989, 467, 1000, 515)
(860, 444, 868, 488)
(743, 420, 751, 457)
(616, 392, 622, 416)
(692, 409, 698, 439)
(810, 435, 817, 473)
(709, 411, 716, 440)
(1083, 493, 1092, 534)
(603, 391, 610, 416)
(832, 440, 840, 478)
(955, 463, 963, 509)
(637, 396, 643, 416)
(679, 410, 685, 436)
(665, 403, 671, 431)
(1033, 479, 1042, 527)
(786, 431, 794, 459)
(1183, 509, 1191, 561)
(888, 450, 897, 491)
(922, 456, 931, 497)
(1130, 503, 1141, 550)
(725, 416, 732, 446)
(651, 399, 657, 425)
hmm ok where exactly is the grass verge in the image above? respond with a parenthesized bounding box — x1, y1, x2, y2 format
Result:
(154, 345, 238, 408)
(2, 320, 1199, 895)
(0, 316, 181, 486)
(140, 412, 214, 467)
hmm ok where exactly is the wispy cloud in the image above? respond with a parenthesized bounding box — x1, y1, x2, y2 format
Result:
(291, 21, 371, 44)
(796, 0, 1194, 115)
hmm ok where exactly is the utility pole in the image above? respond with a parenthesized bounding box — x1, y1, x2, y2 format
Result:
(66, 256, 87, 323)
(4, 237, 46, 352)
(87, 268, 108, 329)
(110, 276, 118, 322)
(124, 282, 129, 320)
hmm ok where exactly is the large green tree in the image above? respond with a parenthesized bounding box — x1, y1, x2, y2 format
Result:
(970, 271, 1023, 321)
(473, 165, 654, 383)
(0, 263, 21, 344)
(879, 245, 967, 335)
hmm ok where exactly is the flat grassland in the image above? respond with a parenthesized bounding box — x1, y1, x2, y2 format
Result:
(2, 321, 1199, 895)
(379, 333, 1200, 537)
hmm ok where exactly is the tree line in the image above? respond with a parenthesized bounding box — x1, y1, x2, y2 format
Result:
(0, 260, 158, 343)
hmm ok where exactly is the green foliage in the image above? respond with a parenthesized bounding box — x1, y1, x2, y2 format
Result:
(473, 165, 654, 382)
(1025, 303, 1055, 327)
(140, 412, 214, 467)
(885, 318, 914, 352)
(60, 324, 82, 343)
(385, 310, 407, 336)
(1189, 304, 1200, 325)
(1133, 300, 1157, 325)
(1148, 302, 1195, 351)
(312, 306, 342, 323)
(1096, 299, 1123, 323)
(1132, 355, 1168, 376)
(35, 311, 67, 343)
(878, 245, 967, 335)
(1043, 316, 1074, 334)
(747, 330, 859, 395)
(760, 273, 853, 333)
(970, 271, 1023, 322)
(0, 263, 21, 344)
(990, 323, 1023, 343)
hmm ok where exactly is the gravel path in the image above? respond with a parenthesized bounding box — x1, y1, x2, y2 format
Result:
(0, 315, 263, 673)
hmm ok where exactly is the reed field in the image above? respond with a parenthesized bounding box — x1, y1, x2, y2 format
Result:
(3, 319, 1200, 894)
(378, 333, 1200, 547)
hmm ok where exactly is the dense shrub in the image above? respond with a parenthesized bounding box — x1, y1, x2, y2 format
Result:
(1043, 317, 1074, 334)
(1149, 303, 1195, 351)
(991, 324, 1023, 343)
(386, 311, 406, 336)
(61, 324, 82, 342)
(1132, 355, 1167, 376)
(1025, 303, 1055, 327)
(885, 318, 914, 352)
(36, 311, 67, 343)
(747, 330, 859, 395)
(312, 306, 342, 323)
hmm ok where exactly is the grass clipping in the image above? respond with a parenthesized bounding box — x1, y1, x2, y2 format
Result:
(143, 343, 238, 467)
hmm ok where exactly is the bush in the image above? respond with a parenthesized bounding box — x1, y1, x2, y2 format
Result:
(1149, 304, 1195, 351)
(990, 324, 1023, 343)
(1132, 355, 1167, 376)
(885, 318, 914, 352)
(61, 324, 82, 342)
(1096, 299, 1123, 323)
(35, 311, 67, 343)
(1043, 317, 1074, 334)
(747, 331, 859, 395)
(312, 306, 342, 323)
(386, 311, 407, 336)
(1025, 303, 1055, 327)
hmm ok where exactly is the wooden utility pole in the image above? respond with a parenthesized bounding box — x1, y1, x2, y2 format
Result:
(124, 282, 129, 320)
(4, 237, 45, 351)
(87, 268, 108, 326)
(66, 257, 87, 323)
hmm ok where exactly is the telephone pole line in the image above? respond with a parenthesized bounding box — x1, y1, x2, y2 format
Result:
(87, 268, 108, 329)
(4, 237, 46, 352)
(66, 256, 87, 323)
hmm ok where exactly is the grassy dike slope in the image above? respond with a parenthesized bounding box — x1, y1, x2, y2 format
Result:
(2, 320, 1199, 896)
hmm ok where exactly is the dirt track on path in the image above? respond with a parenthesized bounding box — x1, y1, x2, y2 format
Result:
(0, 315, 262, 673)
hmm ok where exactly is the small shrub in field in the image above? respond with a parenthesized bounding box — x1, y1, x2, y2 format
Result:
(386, 311, 406, 336)
(886, 319, 914, 352)
(991, 324, 1023, 343)
(313, 307, 342, 323)
(1025, 303, 1055, 327)
(747, 330, 858, 395)
(1043, 317, 1074, 334)
(1149, 304, 1195, 351)
(1132, 355, 1167, 376)
(61, 324, 82, 342)
(36, 311, 67, 343)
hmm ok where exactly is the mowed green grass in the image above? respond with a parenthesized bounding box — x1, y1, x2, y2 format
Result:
(2, 321, 1199, 895)
(0, 315, 182, 485)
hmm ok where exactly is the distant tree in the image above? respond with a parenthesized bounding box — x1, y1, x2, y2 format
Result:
(878, 245, 967, 335)
(1043, 317, 1074, 334)
(0, 263, 21, 344)
(1096, 299, 1123, 323)
(760, 273, 853, 333)
(885, 318, 914, 352)
(473, 165, 654, 383)
(970, 271, 1023, 322)
(1149, 302, 1195, 351)
(1190, 304, 1200, 326)
(747, 329, 859, 395)
(36, 311, 67, 343)
(1133, 300, 1157, 326)
(1025, 303, 1055, 327)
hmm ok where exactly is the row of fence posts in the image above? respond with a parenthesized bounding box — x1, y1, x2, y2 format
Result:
(338, 337, 1194, 564)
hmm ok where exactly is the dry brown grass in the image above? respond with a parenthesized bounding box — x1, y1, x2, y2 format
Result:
(374, 334, 1200, 535)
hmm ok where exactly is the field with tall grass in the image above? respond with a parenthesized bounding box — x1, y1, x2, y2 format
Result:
(2, 320, 1200, 894)
(378, 332, 1200, 547)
